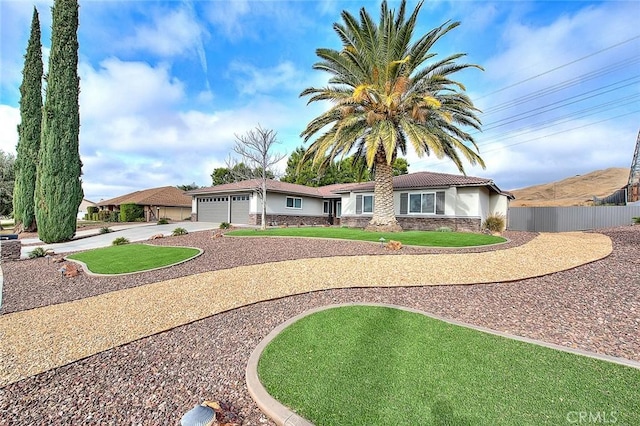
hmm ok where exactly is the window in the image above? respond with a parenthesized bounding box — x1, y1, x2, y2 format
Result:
(363, 195, 373, 213)
(323, 201, 329, 214)
(409, 193, 435, 214)
(286, 196, 302, 209)
(355, 194, 374, 214)
(402, 191, 445, 215)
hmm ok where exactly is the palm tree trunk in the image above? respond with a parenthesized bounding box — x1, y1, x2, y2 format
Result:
(366, 149, 402, 232)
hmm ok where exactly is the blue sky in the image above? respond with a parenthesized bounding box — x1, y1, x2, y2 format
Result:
(1, 0, 638, 202)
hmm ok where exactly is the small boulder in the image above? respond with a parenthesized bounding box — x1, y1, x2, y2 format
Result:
(149, 233, 164, 240)
(385, 240, 403, 251)
(60, 262, 81, 278)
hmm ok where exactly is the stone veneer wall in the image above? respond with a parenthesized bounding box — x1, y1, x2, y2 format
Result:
(248, 214, 331, 227)
(340, 216, 481, 232)
(1, 240, 22, 261)
(190, 213, 198, 222)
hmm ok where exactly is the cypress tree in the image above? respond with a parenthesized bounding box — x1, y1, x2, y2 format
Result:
(35, 0, 83, 243)
(13, 7, 42, 233)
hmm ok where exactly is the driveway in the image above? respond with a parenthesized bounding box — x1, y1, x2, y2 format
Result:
(20, 222, 221, 258)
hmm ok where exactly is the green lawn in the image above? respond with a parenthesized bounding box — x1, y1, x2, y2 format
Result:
(258, 306, 639, 426)
(227, 227, 505, 247)
(67, 244, 200, 274)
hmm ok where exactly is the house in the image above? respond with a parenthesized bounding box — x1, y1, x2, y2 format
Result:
(98, 186, 192, 222)
(77, 198, 97, 220)
(187, 171, 513, 231)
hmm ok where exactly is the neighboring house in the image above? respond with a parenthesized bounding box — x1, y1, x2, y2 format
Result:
(98, 186, 192, 222)
(188, 171, 513, 231)
(77, 198, 97, 220)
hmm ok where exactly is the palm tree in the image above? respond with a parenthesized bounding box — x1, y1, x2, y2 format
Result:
(300, 0, 485, 232)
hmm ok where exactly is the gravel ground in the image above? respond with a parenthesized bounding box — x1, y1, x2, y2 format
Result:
(0, 230, 534, 314)
(0, 227, 638, 425)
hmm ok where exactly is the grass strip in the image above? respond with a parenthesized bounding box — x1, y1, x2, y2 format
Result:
(258, 306, 638, 426)
(67, 244, 200, 274)
(227, 227, 505, 247)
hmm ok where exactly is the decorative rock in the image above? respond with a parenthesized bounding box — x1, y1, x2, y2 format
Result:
(0, 239, 22, 261)
(59, 262, 81, 278)
(149, 233, 164, 240)
(385, 240, 403, 251)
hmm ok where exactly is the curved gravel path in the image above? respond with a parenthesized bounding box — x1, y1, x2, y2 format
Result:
(0, 227, 637, 426)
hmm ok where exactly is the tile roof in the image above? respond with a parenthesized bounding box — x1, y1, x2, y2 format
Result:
(331, 171, 494, 192)
(189, 179, 327, 198)
(189, 172, 510, 198)
(98, 186, 191, 207)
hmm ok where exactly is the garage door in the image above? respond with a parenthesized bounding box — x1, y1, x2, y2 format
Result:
(230, 195, 250, 224)
(197, 196, 228, 222)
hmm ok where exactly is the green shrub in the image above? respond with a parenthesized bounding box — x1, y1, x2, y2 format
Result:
(436, 226, 452, 232)
(119, 203, 144, 222)
(112, 236, 130, 246)
(172, 227, 188, 236)
(98, 210, 118, 222)
(483, 213, 506, 233)
(219, 222, 231, 229)
(157, 218, 169, 225)
(28, 247, 47, 259)
(633, 217, 640, 224)
(99, 226, 112, 234)
(87, 206, 98, 215)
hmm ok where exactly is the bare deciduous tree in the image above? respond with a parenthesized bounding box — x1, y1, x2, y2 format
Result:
(228, 125, 285, 230)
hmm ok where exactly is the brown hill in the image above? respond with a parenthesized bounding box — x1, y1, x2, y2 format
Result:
(510, 167, 630, 207)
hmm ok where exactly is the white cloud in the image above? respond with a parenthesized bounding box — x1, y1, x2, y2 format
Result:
(484, 2, 638, 85)
(124, 5, 207, 59)
(204, 0, 250, 39)
(0, 105, 19, 155)
(75, 55, 314, 200)
(451, 1, 640, 190)
(229, 61, 306, 96)
(79, 58, 184, 121)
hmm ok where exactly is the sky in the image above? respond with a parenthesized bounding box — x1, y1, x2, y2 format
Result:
(1, 0, 639, 202)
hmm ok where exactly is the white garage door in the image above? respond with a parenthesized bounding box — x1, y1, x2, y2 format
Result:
(197, 196, 228, 222)
(230, 195, 250, 224)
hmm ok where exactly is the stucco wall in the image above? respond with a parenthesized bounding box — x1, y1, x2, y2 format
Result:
(478, 187, 491, 222)
(490, 193, 509, 216)
(455, 187, 480, 217)
(263, 192, 325, 215)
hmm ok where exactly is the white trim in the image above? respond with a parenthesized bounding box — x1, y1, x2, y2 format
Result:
(286, 196, 302, 209)
(409, 192, 436, 214)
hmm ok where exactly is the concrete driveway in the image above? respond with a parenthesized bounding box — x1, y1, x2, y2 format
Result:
(20, 222, 221, 259)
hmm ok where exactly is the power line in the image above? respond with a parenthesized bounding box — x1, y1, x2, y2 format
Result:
(473, 35, 640, 101)
(480, 110, 640, 154)
(475, 94, 640, 148)
(480, 55, 640, 116)
(412, 109, 640, 169)
(479, 76, 640, 132)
